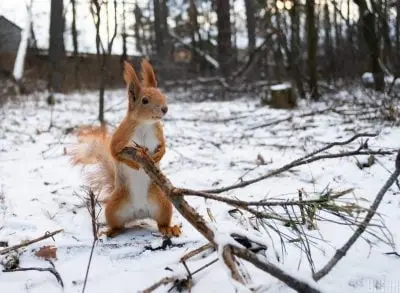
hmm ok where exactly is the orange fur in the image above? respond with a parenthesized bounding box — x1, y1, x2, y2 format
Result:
(148, 183, 181, 237)
(69, 124, 115, 198)
(70, 59, 180, 238)
(140, 59, 157, 87)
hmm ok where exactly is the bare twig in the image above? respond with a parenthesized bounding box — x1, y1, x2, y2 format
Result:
(141, 276, 178, 293)
(181, 243, 214, 263)
(81, 240, 96, 293)
(3, 263, 64, 288)
(0, 229, 63, 255)
(82, 189, 99, 293)
(202, 134, 389, 194)
(180, 188, 353, 208)
(313, 149, 400, 281)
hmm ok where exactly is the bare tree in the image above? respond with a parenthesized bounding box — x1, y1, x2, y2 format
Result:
(121, 0, 127, 63)
(134, 3, 144, 55)
(397, 0, 400, 56)
(48, 0, 65, 93)
(71, 0, 79, 88)
(216, 0, 233, 77)
(188, 0, 203, 72)
(306, 0, 319, 99)
(11, 0, 33, 94)
(323, 1, 333, 82)
(90, 0, 118, 122)
(289, 0, 305, 98)
(153, 0, 165, 58)
(354, 0, 385, 91)
(244, 0, 256, 53)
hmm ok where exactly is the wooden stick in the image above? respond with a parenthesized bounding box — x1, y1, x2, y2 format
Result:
(0, 229, 63, 255)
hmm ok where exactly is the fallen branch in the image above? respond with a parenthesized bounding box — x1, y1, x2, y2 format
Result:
(119, 146, 323, 293)
(3, 260, 64, 288)
(0, 229, 63, 255)
(202, 133, 389, 194)
(247, 107, 333, 131)
(313, 149, 400, 281)
(180, 188, 353, 208)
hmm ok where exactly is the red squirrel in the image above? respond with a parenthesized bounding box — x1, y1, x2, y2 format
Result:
(70, 59, 181, 238)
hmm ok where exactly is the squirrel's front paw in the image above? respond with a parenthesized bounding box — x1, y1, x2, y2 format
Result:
(159, 225, 182, 237)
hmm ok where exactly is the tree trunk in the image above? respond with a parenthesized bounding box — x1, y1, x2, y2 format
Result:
(153, 0, 164, 58)
(49, 0, 65, 93)
(289, 0, 305, 98)
(397, 0, 400, 56)
(161, 0, 170, 59)
(396, 0, 400, 76)
(323, 2, 333, 82)
(244, 0, 256, 53)
(353, 0, 384, 91)
(333, 2, 341, 51)
(371, 0, 392, 69)
(71, 0, 79, 89)
(231, 0, 238, 68)
(121, 0, 127, 62)
(134, 4, 143, 54)
(189, 0, 202, 72)
(216, 0, 232, 77)
(306, 0, 319, 100)
(12, 0, 32, 92)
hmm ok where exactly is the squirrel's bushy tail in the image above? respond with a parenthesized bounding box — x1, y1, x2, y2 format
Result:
(68, 124, 115, 199)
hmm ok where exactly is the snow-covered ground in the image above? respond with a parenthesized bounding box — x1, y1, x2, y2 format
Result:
(0, 88, 399, 293)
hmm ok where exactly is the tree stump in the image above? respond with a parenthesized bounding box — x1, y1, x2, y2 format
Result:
(264, 83, 297, 109)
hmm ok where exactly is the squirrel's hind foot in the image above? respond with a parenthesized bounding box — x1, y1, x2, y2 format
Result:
(98, 227, 125, 238)
(159, 225, 181, 237)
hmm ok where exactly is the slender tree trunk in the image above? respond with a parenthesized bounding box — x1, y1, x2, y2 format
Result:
(306, 0, 319, 100)
(231, 0, 237, 68)
(396, 0, 400, 76)
(121, 0, 127, 62)
(153, 0, 164, 58)
(189, 0, 202, 71)
(134, 3, 143, 54)
(371, 0, 392, 68)
(216, 0, 232, 77)
(346, 0, 355, 77)
(323, 2, 333, 82)
(161, 0, 170, 60)
(289, 0, 305, 98)
(354, 0, 384, 91)
(49, 0, 65, 93)
(244, 0, 256, 53)
(333, 3, 341, 50)
(71, 0, 79, 89)
(397, 0, 400, 55)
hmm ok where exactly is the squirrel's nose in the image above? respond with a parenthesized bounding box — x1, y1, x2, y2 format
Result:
(161, 106, 168, 115)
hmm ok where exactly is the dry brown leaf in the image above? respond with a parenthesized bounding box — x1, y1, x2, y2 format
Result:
(34, 245, 57, 260)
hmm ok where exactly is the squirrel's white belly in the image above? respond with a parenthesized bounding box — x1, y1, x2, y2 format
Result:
(119, 124, 159, 220)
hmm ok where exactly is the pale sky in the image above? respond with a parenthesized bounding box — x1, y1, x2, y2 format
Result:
(0, 0, 249, 55)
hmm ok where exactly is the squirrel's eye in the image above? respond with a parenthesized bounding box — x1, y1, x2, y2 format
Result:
(142, 97, 149, 104)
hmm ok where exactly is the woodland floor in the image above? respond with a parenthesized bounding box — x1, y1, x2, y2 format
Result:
(0, 87, 400, 293)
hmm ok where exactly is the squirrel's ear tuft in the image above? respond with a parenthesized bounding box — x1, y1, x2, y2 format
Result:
(123, 60, 141, 101)
(140, 59, 157, 88)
